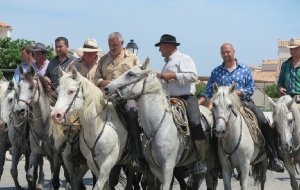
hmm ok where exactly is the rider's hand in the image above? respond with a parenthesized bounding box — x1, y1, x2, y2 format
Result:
(99, 80, 112, 88)
(44, 76, 51, 85)
(278, 87, 286, 96)
(160, 72, 176, 81)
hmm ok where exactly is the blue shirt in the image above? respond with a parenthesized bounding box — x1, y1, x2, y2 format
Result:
(12, 62, 38, 84)
(202, 60, 254, 101)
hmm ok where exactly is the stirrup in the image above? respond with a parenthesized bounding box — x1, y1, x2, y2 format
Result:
(194, 160, 207, 175)
(267, 158, 284, 173)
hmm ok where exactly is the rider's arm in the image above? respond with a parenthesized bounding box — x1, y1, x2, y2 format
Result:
(237, 66, 254, 100)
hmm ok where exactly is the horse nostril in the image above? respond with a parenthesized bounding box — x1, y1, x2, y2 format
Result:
(222, 130, 226, 134)
(103, 87, 108, 92)
(56, 113, 62, 119)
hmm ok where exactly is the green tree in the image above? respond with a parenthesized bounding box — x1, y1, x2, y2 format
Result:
(0, 37, 54, 79)
(264, 84, 279, 98)
(195, 82, 206, 98)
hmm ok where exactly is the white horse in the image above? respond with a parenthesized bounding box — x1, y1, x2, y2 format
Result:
(212, 83, 268, 190)
(103, 59, 216, 190)
(0, 81, 46, 190)
(51, 66, 128, 190)
(14, 65, 61, 190)
(0, 79, 10, 181)
(269, 95, 300, 190)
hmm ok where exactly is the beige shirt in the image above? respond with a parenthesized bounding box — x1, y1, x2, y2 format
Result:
(94, 48, 140, 86)
(66, 55, 101, 82)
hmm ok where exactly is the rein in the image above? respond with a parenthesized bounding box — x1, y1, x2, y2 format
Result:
(218, 108, 242, 180)
(18, 77, 41, 106)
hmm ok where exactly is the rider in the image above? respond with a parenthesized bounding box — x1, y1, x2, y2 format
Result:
(93, 32, 146, 173)
(277, 38, 300, 100)
(155, 34, 207, 175)
(64, 38, 102, 166)
(198, 43, 284, 174)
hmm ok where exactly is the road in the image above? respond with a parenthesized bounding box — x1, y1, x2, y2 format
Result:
(0, 153, 294, 190)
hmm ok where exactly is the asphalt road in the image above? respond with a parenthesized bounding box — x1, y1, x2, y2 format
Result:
(0, 153, 295, 190)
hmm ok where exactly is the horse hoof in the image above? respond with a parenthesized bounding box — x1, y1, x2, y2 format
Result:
(36, 183, 44, 190)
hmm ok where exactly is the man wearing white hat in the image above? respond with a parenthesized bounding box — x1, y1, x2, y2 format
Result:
(278, 38, 300, 97)
(66, 38, 102, 81)
(65, 38, 102, 166)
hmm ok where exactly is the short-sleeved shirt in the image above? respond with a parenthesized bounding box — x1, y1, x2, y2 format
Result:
(66, 55, 101, 82)
(161, 50, 198, 96)
(12, 62, 36, 84)
(44, 53, 76, 88)
(202, 60, 254, 101)
(31, 60, 50, 77)
(94, 48, 140, 85)
(277, 57, 300, 95)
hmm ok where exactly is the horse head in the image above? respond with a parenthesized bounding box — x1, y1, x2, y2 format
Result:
(104, 57, 158, 101)
(0, 81, 19, 128)
(212, 83, 241, 138)
(269, 95, 298, 153)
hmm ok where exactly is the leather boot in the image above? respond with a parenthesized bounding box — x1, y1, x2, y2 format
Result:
(194, 140, 207, 175)
(125, 109, 147, 173)
(210, 134, 222, 178)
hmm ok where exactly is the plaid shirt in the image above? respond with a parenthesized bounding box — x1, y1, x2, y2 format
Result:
(277, 57, 300, 95)
(202, 60, 254, 101)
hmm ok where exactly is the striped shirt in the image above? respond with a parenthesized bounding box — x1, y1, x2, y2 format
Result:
(161, 50, 198, 96)
(277, 57, 300, 95)
(202, 60, 254, 101)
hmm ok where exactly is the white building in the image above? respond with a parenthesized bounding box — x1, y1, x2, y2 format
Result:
(0, 22, 12, 38)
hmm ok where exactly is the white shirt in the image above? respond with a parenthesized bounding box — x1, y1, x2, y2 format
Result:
(161, 50, 198, 96)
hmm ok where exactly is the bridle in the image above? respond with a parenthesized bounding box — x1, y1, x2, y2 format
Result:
(18, 77, 41, 106)
(116, 72, 150, 99)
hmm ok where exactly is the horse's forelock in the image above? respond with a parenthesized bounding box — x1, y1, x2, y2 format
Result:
(213, 86, 242, 110)
(274, 102, 289, 119)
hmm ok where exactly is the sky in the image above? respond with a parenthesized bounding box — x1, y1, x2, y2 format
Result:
(1, 0, 299, 76)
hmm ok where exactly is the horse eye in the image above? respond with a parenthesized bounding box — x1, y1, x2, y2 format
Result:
(127, 71, 135, 77)
(29, 86, 34, 90)
(68, 90, 74, 95)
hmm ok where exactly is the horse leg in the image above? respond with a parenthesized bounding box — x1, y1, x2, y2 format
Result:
(93, 158, 115, 190)
(282, 156, 298, 190)
(36, 156, 45, 190)
(123, 165, 136, 190)
(10, 148, 22, 190)
(161, 166, 174, 190)
(173, 167, 187, 190)
(108, 165, 121, 190)
(133, 173, 142, 190)
(222, 166, 232, 190)
(239, 162, 250, 190)
(51, 153, 61, 190)
(26, 151, 40, 182)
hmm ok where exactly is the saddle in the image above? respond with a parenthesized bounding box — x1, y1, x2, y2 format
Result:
(239, 106, 265, 147)
(170, 98, 190, 137)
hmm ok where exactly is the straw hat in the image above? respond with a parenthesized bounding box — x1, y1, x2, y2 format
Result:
(286, 38, 300, 48)
(78, 38, 102, 52)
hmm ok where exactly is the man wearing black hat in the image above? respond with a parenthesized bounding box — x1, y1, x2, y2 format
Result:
(155, 34, 207, 175)
(31, 42, 50, 77)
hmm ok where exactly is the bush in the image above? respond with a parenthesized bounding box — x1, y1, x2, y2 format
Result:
(0, 37, 54, 79)
(264, 84, 279, 98)
(195, 83, 206, 98)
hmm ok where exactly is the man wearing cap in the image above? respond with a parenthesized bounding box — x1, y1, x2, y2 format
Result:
(155, 34, 207, 175)
(94, 32, 145, 173)
(12, 45, 35, 84)
(277, 38, 300, 98)
(31, 42, 50, 77)
(64, 38, 102, 166)
(44, 37, 76, 89)
(198, 43, 284, 174)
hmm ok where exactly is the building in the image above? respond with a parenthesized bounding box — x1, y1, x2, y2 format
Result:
(0, 21, 12, 38)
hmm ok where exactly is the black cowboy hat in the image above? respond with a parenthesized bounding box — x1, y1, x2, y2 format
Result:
(155, 34, 180, 47)
(32, 42, 49, 53)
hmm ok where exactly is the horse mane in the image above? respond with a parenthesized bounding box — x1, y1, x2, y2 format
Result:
(22, 72, 54, 102)
(273, 102, 289, 118)
(143, 70, 171, 112)
(212, 86, 242, 112)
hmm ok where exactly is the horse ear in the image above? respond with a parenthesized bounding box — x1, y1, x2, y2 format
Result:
(71, 65, 78, 79)
(229, 83, 236, 93)
(268, 97, 276, 110)
(58, 66, 66, 78)
(8, 81, 14, 89)
(287, 99, 294, 110)
(19, 65, 24, 75)
(140, 57, 150, 70)
(28, 65, 36, 76)
(213, 82, 219, 94)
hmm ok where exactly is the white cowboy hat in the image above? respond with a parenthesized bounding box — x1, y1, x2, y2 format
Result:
(286, 38, 300, 48)
(78, 38, 102, 52)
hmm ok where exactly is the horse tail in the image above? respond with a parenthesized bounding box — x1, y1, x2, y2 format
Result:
(252, 161, 267, 187)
